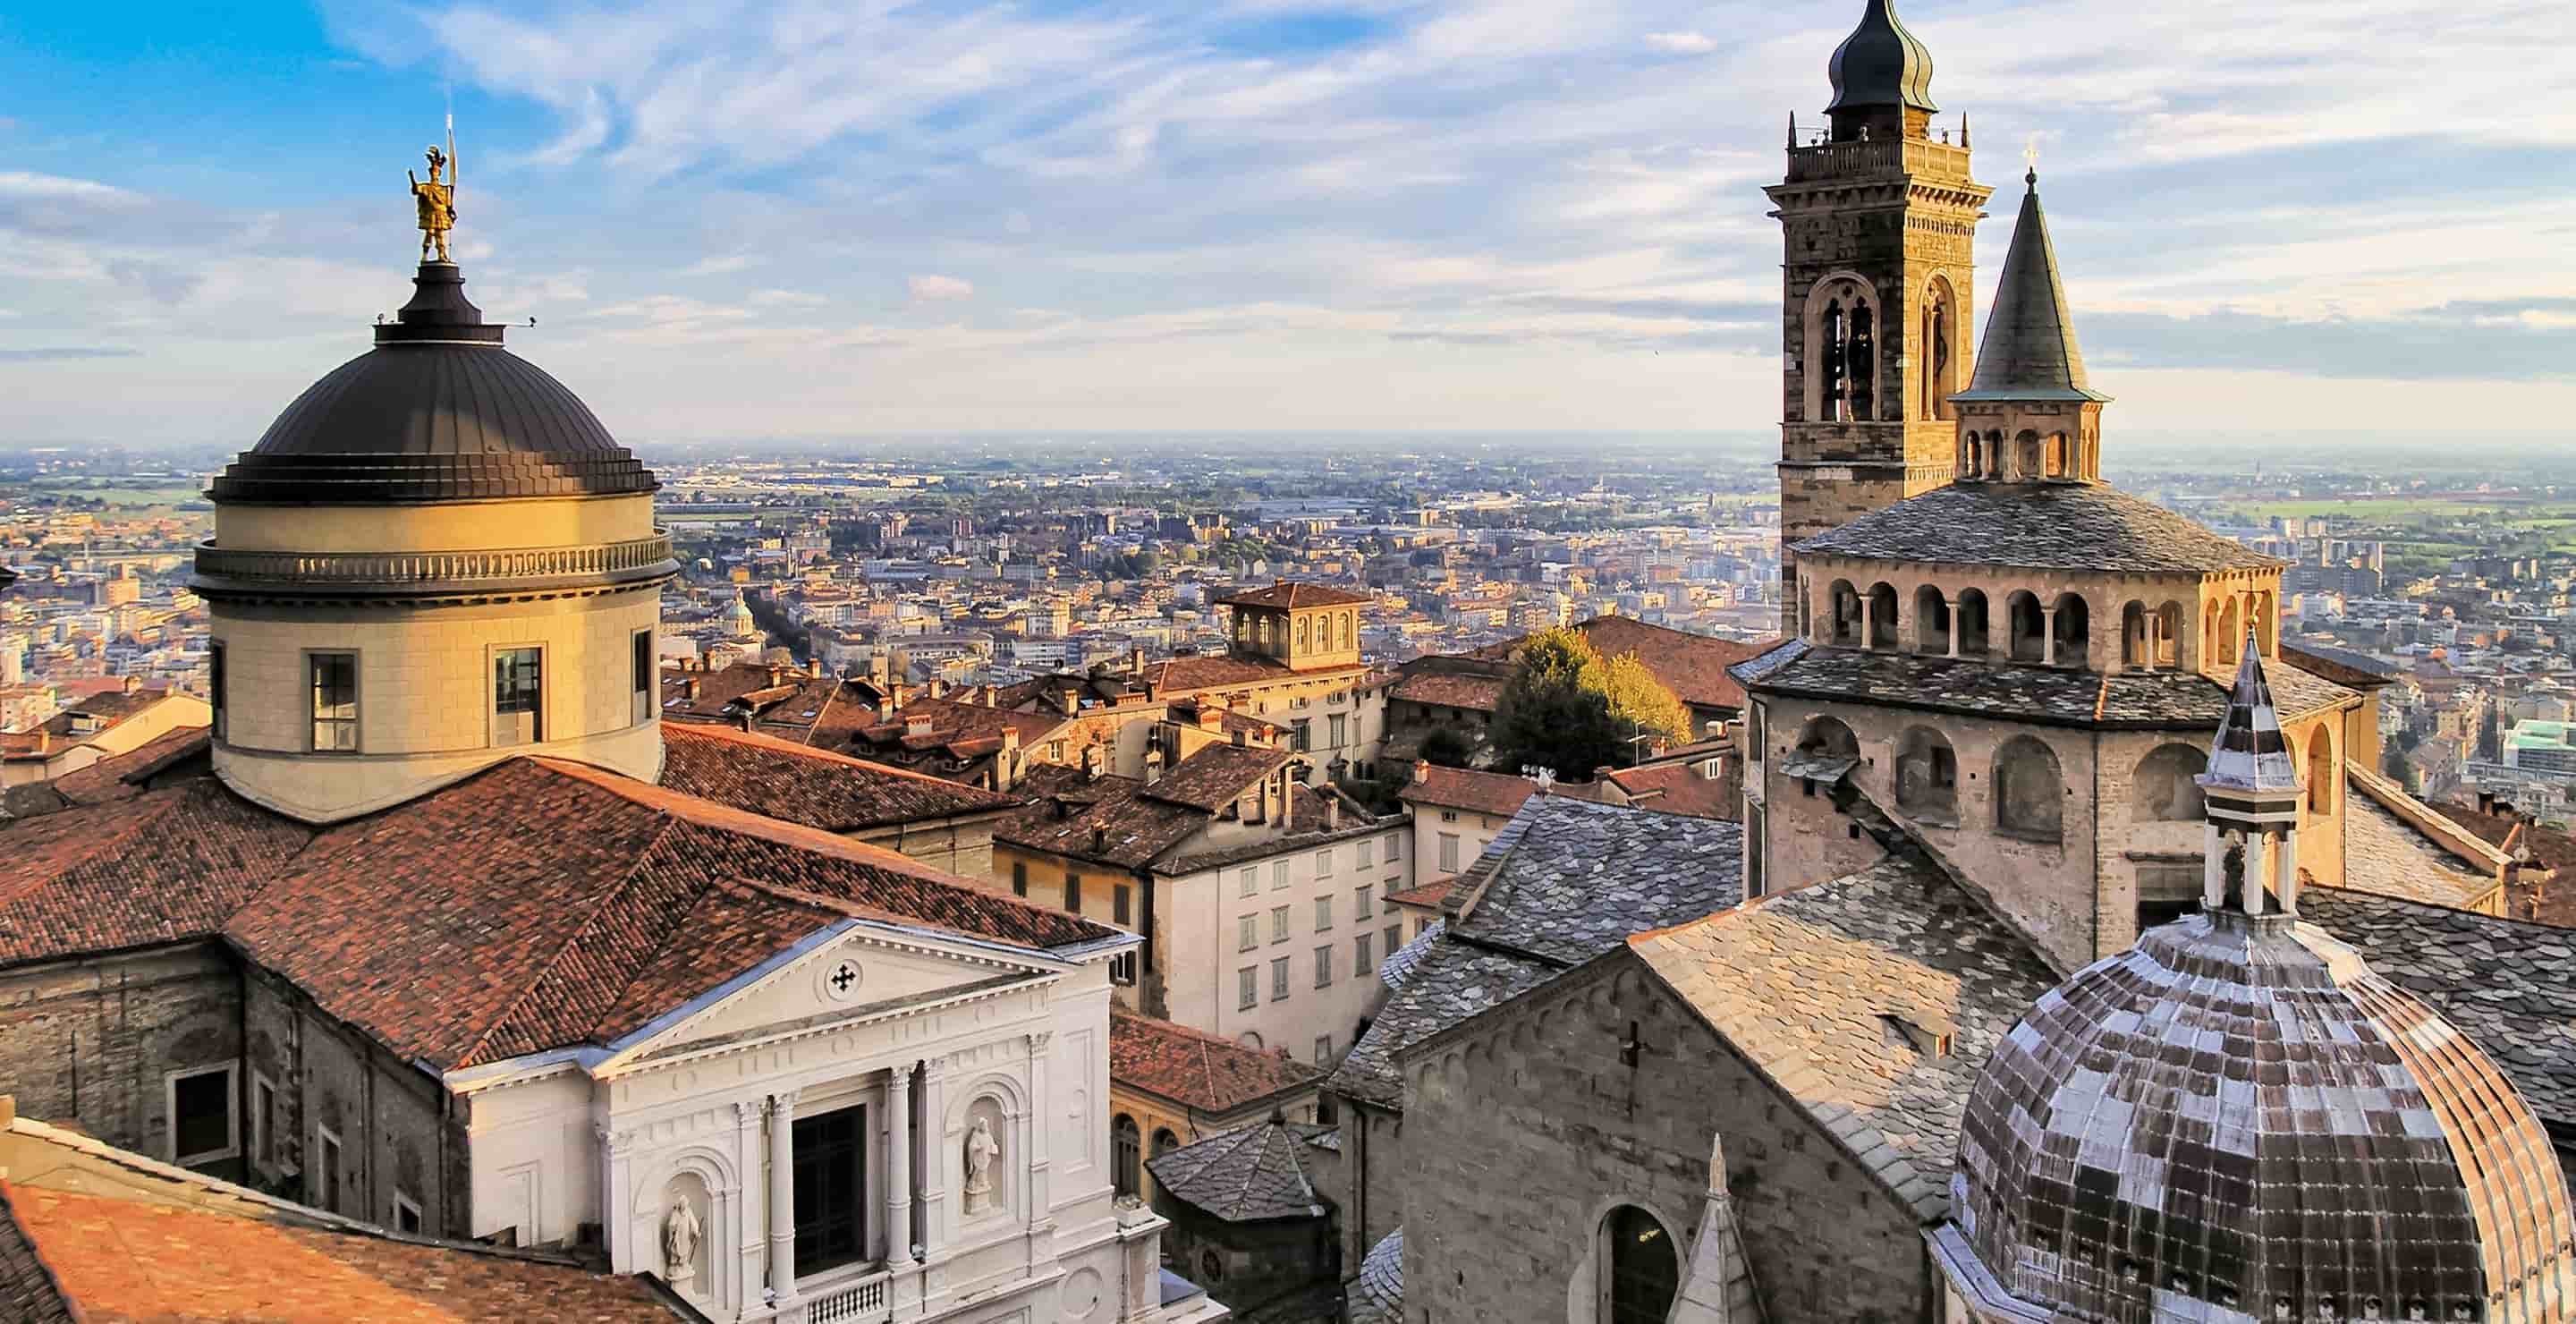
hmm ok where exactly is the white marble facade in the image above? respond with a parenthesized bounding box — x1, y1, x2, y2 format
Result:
(454, 917, 1216, 1323)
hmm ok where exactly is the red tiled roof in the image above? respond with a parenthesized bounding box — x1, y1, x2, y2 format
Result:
(1140, 653, 1299, 693)
(1605, 757, 1739, 822)
(2, 726, 211, 819)
(225, 758, 1118, 1069)
(658, 723, 1015, 832)
(1473, 617, 1770, 713)
(1389, 671, 1508, 712)
(1572, 617, 1767, 713)
(0, 777, 317, 967)
(1143, 743, 1292, 813)
(1384, 877, 1456, 910)
(1110, 1009, 1319, 1114)
(1214, 581, 1374, 610)
(1, 1181, 680, 1321)
(998, 768, 1209, 870)
(1399, 766, 1539, 819)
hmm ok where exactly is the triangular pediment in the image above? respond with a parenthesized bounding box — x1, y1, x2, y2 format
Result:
(603, 924, 1055, 1068)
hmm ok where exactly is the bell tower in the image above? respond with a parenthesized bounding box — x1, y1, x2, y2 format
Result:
(1767, 0, 1990, 602)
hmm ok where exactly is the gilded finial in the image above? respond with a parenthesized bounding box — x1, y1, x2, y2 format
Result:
(407, 116, 459, 265)
(2022, 133, 2040, 185)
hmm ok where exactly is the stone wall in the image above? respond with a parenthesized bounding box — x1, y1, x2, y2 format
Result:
(1399, 955, 1930, 1324)
(245, 967, 468, 1239)
(0, 944, 241, 1176)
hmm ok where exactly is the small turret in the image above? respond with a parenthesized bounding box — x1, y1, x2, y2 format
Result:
(1949, 170, 2110, 484)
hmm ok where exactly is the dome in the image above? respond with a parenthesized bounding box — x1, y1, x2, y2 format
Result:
(208, 264, 657, 505)
(1826, 0, 1937, 115)
(1952, 909, 2576, 1321)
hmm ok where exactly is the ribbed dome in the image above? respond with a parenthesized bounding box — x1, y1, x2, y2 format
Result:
(209, 264, 656, 505)
(1826, 0, 1936, 115)
(1953, 911, 2576, 1321)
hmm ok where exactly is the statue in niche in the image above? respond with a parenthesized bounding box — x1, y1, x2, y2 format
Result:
(962, 1116, 1001, 1215)
(662, 1195, 702, 1286)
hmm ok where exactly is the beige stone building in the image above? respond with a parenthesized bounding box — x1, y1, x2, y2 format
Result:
(1739, 158, 2506, 970)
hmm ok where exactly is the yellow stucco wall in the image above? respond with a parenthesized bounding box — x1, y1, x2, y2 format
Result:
(212, 492, 657, 554)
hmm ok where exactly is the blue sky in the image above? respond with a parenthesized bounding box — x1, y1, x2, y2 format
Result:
(3, 0, 2572, 445)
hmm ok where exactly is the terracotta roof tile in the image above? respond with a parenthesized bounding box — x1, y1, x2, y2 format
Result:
(0, 777, 316, 967)
(996, 768, 1208, 869)
(1387, 671, 1508, 711)
(1398, 766, 1538, 819)
(1214, 581, 1374, 610)
(2, 1180, 679, 1321)
(1143, 743, 1292, 813)
(1111, 1009, 1319, 1114)
(657, 722, 1015, 832)
(225, 758, 1116, 1069)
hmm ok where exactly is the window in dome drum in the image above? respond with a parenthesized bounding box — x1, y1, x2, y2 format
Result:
(494, 647, 543, 747)
(309, 652, 358, 752)
(631, 629, 654, 725)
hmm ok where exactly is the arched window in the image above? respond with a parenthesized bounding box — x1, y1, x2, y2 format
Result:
(1995, 736, 2064, 842)
(1826, 580, 1862, 647)
(2157, 602, 2185, 667)
(1914, 586, 1951, 654)
(1847, 303, 1876, 420)
(1152, 1128, 1182, 1161)
(1341, 612, 1354, 649)
(2121, 602, 2150, 668)
(1600, 1206, 1679, 1324)
(1821, 299, 1850, 422)
(1896, 726, 1959, 823)
(2132, 743, 2207, 822)
(1956, 590, 1991, 657)
(1112, 1115, 1141, 1197)
(2306, 726, 2334, 815)
(2006, 591, 2046, 664)
(2217, 598, 2241, 666)
(2051, 593, 2089, 668)
(1921, 279, 1955, 421)
(1795, 716, 1860, 760)
(1867, 582, 1899, 650)
(2014, 430, 2042, 480)
(2046, 434, 2070, 478)
(1296, 616, 1310, 651)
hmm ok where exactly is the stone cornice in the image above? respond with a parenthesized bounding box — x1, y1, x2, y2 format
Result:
(190, 531, 677, 604)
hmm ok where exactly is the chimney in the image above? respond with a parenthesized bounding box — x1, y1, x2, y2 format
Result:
(928, 679, 949, 699)
(684, 677, 702, 701)
(1062, 683, 1083, 715)
(1131, 644, 1146, 675)
(998, 727, 1021, 792)
(767, 665, 785, 687)
(2479, 790, 2498, 816)
(1090, 819, 1109, 852)
(735, 709, 756, 734)
(1232, 727, 1247, 748)
(1325, 796, 1341, 831)
(1412, 758, 1431, 785)
(1198, 705, 1224, 734)
(906, 715, 934, 737)
(1143, 746, 1165, 785)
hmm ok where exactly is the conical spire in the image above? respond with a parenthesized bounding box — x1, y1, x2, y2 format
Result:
(1826, 0, 1936, 114)
(2199, 633, 2302, 797)
(1952, 172, 2106, 403)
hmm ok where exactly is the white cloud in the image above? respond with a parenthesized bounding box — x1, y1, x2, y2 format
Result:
(908, 274, 975, 302)
(1644, 31, 1716, 54)
(684, 253, 757, 276)
(749, 288, 827, 307)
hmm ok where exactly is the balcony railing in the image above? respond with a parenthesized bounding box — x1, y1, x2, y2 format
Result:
(191, 532, 677, 596)
(1783, 135, 1974, 185)
(797, 1269, 892, 1324)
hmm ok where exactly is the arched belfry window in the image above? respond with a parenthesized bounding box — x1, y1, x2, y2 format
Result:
(1599, 1206, 1679, 1324)
(1921, 283, 1955, 420)
(1820, 299, 1850, 422)
(1846, 303, 1876, 420)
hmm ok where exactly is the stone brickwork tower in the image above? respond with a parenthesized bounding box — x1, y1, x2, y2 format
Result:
(1767, 0, 1990, 602)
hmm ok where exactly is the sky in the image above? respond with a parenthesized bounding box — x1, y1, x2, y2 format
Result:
(2, 0, 2572, 446)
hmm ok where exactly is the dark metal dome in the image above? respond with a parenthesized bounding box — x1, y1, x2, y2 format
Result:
(1952, 910, 2576, 1321)
(209, 264, 657, 505)
(1826, 0, 1936, 114)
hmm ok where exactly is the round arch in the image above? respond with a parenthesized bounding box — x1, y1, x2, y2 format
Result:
(1920, 272, 1962, 421)
(1956, 589, 1992, 657)
(1801, 271, 1885, 424)
(1914, 585, 1952, 654)
(1795, 716, 1860, 760)
(1111, 1114, 1141, 1198)
(1867, 582, 1900, 650)
(1895, 726, 1960, 823)
(2006, 590, 2046, 664)
(1825, 579, 1862, 647)
(1994, 735, 2065, 842)
(2131, 743, 2207, 822)
(2050, 592, 2091, 668)
(2304, 722, 2335, 816)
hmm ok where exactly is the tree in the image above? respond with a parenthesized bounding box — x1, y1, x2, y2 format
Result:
(1419, 726, 1475, 769)
(1488, 628, 1628, 781)
(1594, 651, 1690, 745)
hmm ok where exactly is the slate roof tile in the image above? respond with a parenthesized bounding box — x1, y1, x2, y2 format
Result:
(1145, 1121, 1329, 1223)
(1735, 644, 2355, 728)
(1792, 482, 2281, 573)
(1631, 853, 2060, 1218)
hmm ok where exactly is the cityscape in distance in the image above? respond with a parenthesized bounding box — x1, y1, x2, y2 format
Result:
(4, 0, 2576, 1322)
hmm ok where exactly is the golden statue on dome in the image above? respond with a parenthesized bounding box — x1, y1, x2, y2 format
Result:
(408, 120, 457, 263)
